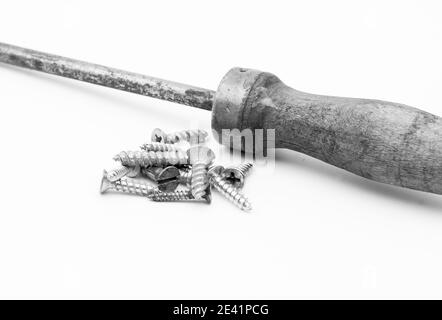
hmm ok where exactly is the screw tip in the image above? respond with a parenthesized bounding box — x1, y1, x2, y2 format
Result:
(243, 202, 252, 212)
(100, 170, 112, 194)
(203, 187, 212, 204)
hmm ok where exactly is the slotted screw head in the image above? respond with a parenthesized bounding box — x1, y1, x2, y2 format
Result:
(142, 166, 180, 192)
(142, 166, 180, 181)
(158, 166, 180, 181)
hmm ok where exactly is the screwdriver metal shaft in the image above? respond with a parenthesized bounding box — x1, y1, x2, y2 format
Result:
(0, 42, 215, 110)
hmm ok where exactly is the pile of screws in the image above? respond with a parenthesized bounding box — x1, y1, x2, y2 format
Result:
(100, 128, 253, 211)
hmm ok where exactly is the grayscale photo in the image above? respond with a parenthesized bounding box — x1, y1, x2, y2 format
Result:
(0, 0, 441, 309)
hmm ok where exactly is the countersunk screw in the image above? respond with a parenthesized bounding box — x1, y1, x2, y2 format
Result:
(151, 128, 208, 145)
(140, 142, 181, 152)
(142, 166, 180, 192)
(113, 150, 188, 167)
(208, 165, 252, 211)
(221, 162, 253, 188)
(148, 189, 211, 204)
(187, 146, 215, 200)
(106, 165, 140, 182)
(100, 171, 154, 196)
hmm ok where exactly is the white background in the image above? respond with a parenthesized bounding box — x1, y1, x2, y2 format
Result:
(0, 0, 442, 299)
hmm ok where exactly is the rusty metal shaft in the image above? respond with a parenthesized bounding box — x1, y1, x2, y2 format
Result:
(0, 42, 215, 110)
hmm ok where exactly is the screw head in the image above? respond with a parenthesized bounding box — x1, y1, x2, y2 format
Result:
(186, 146, 215, 165)
(222, 167, 244, 188)
(157, 166, 180, 192)
(151, 128, 166, 143)
(158, 180, 180, 192)
(157, 166, 180, 181)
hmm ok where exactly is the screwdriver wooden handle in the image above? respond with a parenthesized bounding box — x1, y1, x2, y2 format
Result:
(212, 68, 442, 194)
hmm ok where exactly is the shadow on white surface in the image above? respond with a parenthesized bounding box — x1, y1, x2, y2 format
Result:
(276, 149, 442, 212)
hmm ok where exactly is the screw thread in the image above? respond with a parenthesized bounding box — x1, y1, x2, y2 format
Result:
(114, 150, 188, 167)
(166, 129, 208, 144)
(106, 166, 131, 182)
(148, 190, 194, 202)
(236, 162, 253, 177)
(178, 169, 192, 185)
(140, 142, 180, 152)
(111, 178, 154, 196)
(106, 165, 139, 182)
(210, 173, 252, 211)
(191, 162, 209, 199)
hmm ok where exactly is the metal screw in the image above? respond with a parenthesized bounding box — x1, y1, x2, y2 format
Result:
(178, 169, 192, 186)
(100, 171, 154, 196)
(113, 150, 188, 168)
(187, 146, 215, 200)
(151, 128, 208, 145)
(148, 189, 211, 203)
(208, 165, 252, 211)
(141, 166, 180, 192)
(140, 142, 180, 152)
(221, 162, 253, 188)
(106, 165, 140, 182)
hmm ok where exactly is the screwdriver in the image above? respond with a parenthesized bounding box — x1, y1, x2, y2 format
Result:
(1, 42, 441, 195)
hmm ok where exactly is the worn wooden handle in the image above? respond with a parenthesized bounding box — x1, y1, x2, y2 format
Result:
(213, 68, 442, 194)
